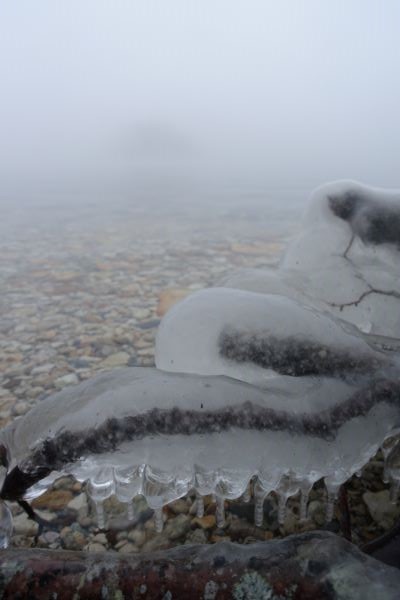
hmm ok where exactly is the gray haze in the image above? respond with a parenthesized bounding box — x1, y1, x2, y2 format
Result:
(1, 0, 400, 200)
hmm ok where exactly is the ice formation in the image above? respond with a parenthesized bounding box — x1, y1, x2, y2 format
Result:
(220, 181, 400, 342)
(1, 367, 400, 539)
(152, 180, 400, 532)
(1, 180, 399, 546)
(155, 287, 387, 385)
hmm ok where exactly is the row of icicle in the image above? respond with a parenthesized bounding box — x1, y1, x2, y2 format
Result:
(86, 439, 400, 532)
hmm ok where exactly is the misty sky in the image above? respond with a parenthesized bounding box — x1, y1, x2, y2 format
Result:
(1, 1, 400, 198)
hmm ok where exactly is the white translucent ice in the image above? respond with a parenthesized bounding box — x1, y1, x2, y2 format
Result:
(219, 180, 400, 341)
(155, 287, 385, 385)
(0, 367, 398, 525)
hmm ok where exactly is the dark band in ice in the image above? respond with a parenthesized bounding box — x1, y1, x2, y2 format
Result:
(2, 376, 399, 502)
(328, 190, 400, 247)
(218, 328, 382, 377)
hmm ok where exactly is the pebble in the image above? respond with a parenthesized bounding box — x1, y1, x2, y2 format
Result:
(185, 528, 208, 544)
(118, 542, 139, 554)
(307, 500, 326, 527)
(193, 515, 216, 530)
(162, 514, 192, 541)
(54, 373, 79, 389)
(99, 352, 130, 368)
(13, 512, 39, 537)
(38, 531, 61, 546)
(31, 364, 55, 375)
(363, 490, 400, 529)
(92, 532, 108, 545)
(68, 492, 88, 512)
(53, 476, 76, 490)
(32, 489, 73, 510)
(61, 528, 86, 550)
(168, 498, 190, 515)
(12, 401, 30, 415)
(127, 529, 146, 546)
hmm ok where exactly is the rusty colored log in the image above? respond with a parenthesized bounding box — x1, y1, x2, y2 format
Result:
(1, 531, 400, 599)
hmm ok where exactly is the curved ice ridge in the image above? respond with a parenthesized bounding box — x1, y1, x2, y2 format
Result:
(153, 180, 400, 530)
(155, 287, 387, 385)
(219, 180, 400, 341)
(0, 366, 400, 533)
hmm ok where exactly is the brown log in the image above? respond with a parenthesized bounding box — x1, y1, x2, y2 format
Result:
(0, 531, 400, 599)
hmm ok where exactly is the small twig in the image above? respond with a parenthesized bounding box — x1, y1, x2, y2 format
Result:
(343, 233, 355, 259)
(327, 288, 400, 311)
(17, 499, 56, 545)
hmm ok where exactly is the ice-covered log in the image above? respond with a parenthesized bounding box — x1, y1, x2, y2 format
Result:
(0, 532, 399, 599)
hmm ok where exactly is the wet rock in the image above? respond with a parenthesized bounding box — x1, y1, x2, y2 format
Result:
(32, 489, 73, 510)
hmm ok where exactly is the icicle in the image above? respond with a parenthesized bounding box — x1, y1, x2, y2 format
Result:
(254, 487, 265, 527)
(114, 465, 144, 507)
(0, 502, 13, 549)
(87, 466, 115, 529)
(154, 507, 164, 533)
(211, 493, 216, 503)
(126, 501, 135, 522)
(215, 495, 225, 528)
(384, 439, 400, 490)
(299, 488, 309, 522)
(277, 494, 287, 526)
(195, 492, 204, 518)
(325, 489, 338, 523)
(389, 479, 400, 504)
(94, 500, 106, 529)
(383, 468, 390, 485)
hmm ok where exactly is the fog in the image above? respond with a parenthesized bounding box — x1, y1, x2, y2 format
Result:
(1, 0, 400, 201)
